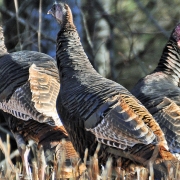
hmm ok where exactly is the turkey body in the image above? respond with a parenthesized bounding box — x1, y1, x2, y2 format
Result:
(48, 3, 175, 170)
(0, 26, 85, 178)
(132, 23, 180, 155)
(0, 51, 60, 126)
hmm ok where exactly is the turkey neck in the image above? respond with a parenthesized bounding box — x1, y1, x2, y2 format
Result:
(154, 39, 180, 83)
(0, 26, 8, 57)
(56, 8, 96, 82)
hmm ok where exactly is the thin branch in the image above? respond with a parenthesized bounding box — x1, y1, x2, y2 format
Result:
(133, 0, 169, 38)
(14, 0, 22, 50)
(0, 149, 19, 167)
(132, 50, 148, 75)
(79, 6, 93, 52)
(92, 0, 169, 38)
(0, 138, 15, 170)
(91, 0, 164, 77)
(75, 0, 95, 67)
(0, 6, 56, 43)
(91, 0, 114, 29)
(18, 0, 32, 15)
(0, 140, 34, 166)
(0, 126, 13, 138)
(38, 0, 42, 52)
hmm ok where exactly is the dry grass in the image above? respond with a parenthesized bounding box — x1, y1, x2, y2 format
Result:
(0, 137, 180, 180)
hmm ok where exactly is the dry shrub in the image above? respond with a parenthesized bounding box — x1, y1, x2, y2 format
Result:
(1, 137, 180, 180)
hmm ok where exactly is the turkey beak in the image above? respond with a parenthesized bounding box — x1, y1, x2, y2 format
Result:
(47, 9, 53, 15)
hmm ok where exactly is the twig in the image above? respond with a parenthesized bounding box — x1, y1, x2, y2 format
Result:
(14, 0, 22, 50)
(18, 0, 32, 15)
(75, 0, 95, 67)
(91, 0, 114, 29)
(0, 140, 34, 166)
(133, 0, 169, 38)
(38, 0, 42, 52)
(0, 126, 13, 138)
(91, 0, 159, 77)
(0, 137, 15, 171)
(78, 4, 93, 51)
(0, 6, 56, 43)
(0, 149, 19, 166)
(132, 50, 148, 75)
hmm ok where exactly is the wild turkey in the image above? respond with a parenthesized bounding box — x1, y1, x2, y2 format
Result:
(131, 23, 180, 159)
(0, 25, 85, 179)
(48, 2, 177, 177)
